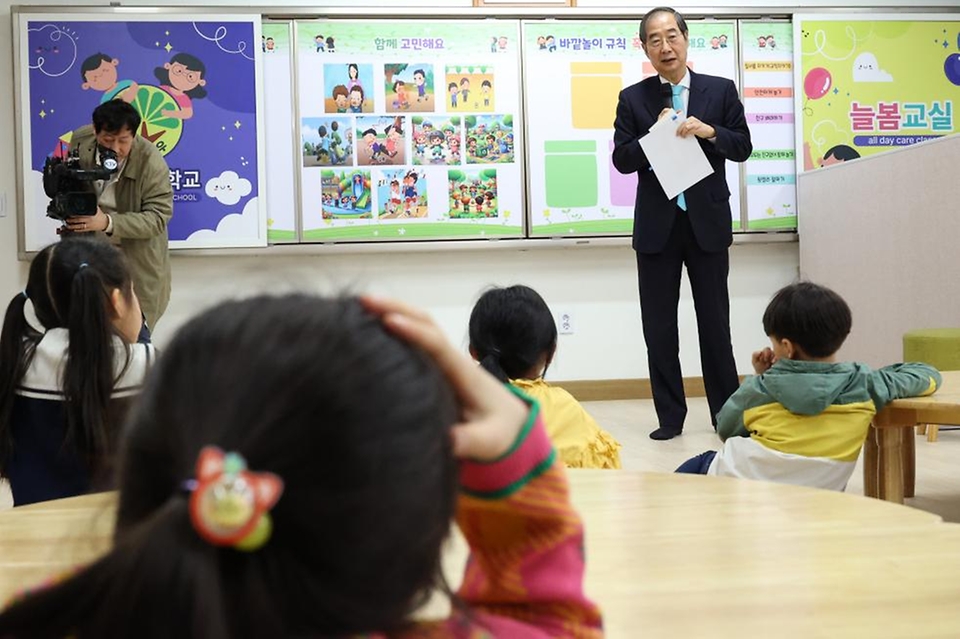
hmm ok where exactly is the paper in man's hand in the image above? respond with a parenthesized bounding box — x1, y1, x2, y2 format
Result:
(638, 110, 714, 200)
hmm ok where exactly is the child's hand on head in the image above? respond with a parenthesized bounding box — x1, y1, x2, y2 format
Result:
(752, 347, 776, 375)
(362, 295, 529, 461)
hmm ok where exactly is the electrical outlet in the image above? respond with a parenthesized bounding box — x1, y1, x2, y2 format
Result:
(557, 310, 575, 335)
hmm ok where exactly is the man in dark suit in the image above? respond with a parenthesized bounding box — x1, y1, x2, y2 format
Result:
(612, 7, 752, 440)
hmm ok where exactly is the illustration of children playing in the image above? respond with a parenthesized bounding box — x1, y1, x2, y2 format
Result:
(155, 52, 208, 120)
(362, 128, 385, 163)
(412, 116, 461, 167)
(448, 169, 498, 219)
(384, 64, 434, 113)
(459, 77, 471, 105)
(402, 171, 420, 216)
(80, 53, 139, 103)
(326, 37, 336, 53)
(321, 169, 371, 219)
(315, 35, 325, 52)
(464, 115, 514, 164)
(384, 118, 403, 158)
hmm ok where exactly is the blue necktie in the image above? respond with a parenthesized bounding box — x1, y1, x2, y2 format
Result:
(672, 84, 687, 211)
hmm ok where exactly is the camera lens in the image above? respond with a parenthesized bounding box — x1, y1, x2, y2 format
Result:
(103, 157, 118, 171)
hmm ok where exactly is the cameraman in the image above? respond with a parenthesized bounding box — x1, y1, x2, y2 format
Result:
(64, 100, 173, 334)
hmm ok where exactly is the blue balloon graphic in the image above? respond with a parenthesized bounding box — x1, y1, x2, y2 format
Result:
(946, 53, 960, 86)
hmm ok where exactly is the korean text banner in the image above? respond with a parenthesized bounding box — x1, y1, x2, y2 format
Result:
(19, 14, 266, 250)
(796, 16, 959, 174)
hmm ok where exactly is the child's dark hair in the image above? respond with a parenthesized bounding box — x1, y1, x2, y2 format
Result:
(823, 144, 861, 163)
(0, 294, 459, 638)
(92, 99, 141, 135)
(0, 237, 135, 480)
(79, 52, 112, 79)
(154, 52, 208, 98)
(469, 285, 557, 383)
(762, 282, 852, 358)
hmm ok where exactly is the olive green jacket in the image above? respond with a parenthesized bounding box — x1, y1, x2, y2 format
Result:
(70, 125, 173, 329)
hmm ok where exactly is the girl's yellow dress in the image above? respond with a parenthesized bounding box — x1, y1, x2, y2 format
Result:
(511, 378, 622, 469)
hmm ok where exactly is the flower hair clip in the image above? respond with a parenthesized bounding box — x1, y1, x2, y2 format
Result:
(187, 447, 284, 552)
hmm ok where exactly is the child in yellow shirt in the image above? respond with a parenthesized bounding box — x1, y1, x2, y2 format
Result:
(469, 285, 622, 469)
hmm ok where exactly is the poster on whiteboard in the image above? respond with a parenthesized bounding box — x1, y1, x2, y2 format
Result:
(795, 15, 959, 175)
(17, 13, 266, 250)
(295, 19, 524, 242)
(522, 20, 742, 237)
(741, 21, 797, 230)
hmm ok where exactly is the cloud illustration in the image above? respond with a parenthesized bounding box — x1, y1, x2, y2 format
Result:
(852, 52, 893, 82)
(186, 196, 261, 242)
(205, 170, 252, 206)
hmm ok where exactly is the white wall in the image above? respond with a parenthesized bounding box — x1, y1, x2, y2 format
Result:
(0, 1, 807, 382)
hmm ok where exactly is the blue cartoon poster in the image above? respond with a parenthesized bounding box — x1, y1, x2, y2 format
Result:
(18, 13, 266, 250)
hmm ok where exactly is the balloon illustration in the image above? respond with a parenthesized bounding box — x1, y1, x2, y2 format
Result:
(804, 67, 833, 100)
(946, 53, 960, 87)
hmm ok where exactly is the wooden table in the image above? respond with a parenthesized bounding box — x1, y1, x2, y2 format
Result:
(864, 370, 960, 503)
(2, 472, 960, 637)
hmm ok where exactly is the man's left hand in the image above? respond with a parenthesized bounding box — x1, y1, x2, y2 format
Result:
(676, 117, 716, 140)
(65, 208, 109, 234)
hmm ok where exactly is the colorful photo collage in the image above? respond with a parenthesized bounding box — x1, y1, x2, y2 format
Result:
(302, 60, 511, 221)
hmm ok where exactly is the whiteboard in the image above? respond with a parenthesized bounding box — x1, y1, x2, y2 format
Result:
(522, 20, 742, 238)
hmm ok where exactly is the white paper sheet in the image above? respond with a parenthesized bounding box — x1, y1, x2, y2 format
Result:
(638, 110, 714, 200)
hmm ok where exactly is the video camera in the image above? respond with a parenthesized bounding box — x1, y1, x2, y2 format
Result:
(42, 147, 119, 221)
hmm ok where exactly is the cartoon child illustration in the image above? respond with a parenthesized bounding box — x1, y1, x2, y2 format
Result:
(765, 35, 777, 49)
(326, 37, 336, 53)
(449, 137, 461, 163)
(80, 53, 139, 103)
(414, 132, 427, 157)
(458, 184, 472, 212)
(485, 134, 497, 159)
(347, 63, 362, 91)
(498, 36, 508, 52)
(352, 173, 364, 200)
(315, 35, 325, 53)
(332, 85, 349, 113)
(403, 172, 419, 216)
(363, 128, 385, 163)
(413, 69, 427, 102)
(316, 124, 331, 162)
(388, 179, 402, 215)
(803, 141, 861, 171)
(384, 121, 402, 158)
(537, 35, 547, 50)
(392, 80, 410, 110)
(155, 52, 208, 120)
(349, 86, 365, 113)
(490, 37, 498, 54)
(711, 36, 720, 50)
(481, 79, 492, 108)
(546, 35, 556, 52)
(758, 36, 767, 48)
(329, 120, 345, 164)
(448, 82, 459, 108)
(429, 130, 445, 161)
(265, 37, 275, 52)
(459, 77, 471, 105)
(344, 128, 354, 159)
(719, 34, 728, 48)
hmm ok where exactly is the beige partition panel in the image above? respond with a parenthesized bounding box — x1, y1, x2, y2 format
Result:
(798, 134, 960, 367)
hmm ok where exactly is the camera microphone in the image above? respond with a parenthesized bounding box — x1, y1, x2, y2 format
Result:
(660, 83, 674, 110)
